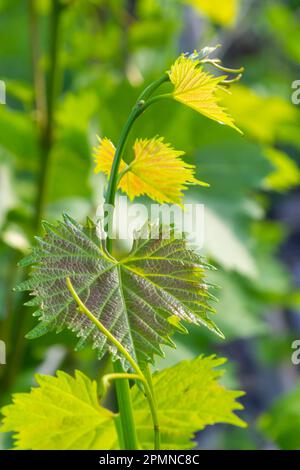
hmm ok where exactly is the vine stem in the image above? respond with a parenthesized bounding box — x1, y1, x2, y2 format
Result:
(105, 72, 169, 208)
(112, 360, 139, 450)
(142, 93, 172, 111)
(0, 0, 63, 393)
(66, 277, 160, 450)
(137, 73, 169, 102)
(104, 72, 170, 254)
(101, 71, 170, 450)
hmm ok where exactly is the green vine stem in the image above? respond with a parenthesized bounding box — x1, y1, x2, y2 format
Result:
(141, 93, 172, 112)
(136, 73, 169, 102)
(66, 277, 161, 450)
(112, 361, 139, 450)
(104, 106, 142, 214)
(104, 72, 170, 210)
(104, 73, 170, 254)
(102, 74, 170, 450)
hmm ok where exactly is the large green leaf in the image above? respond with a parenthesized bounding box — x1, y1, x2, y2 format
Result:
(17, 214, 220, 368)
(0, 370, 116, 450)
(1, 356, 246, 450)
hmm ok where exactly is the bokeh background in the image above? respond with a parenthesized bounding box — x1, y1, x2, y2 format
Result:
(1, 0, 300, 450)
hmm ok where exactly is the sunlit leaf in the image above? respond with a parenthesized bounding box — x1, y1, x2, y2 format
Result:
(184, 0, 239, 27)
(1, 357, 246, 450)
(17, 215, 220, 369)
(0, 370, 116, 450)
(94, 136, 207, 204)
(132, 355, 246, 449)
(168, 55, 240, 133)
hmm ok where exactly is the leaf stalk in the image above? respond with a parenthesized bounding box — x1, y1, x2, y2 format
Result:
(66, 277, 161, 450)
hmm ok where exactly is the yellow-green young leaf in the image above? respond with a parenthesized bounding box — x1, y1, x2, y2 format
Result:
(132, 355, 246, 450)
(94, 136, 207, 205)
(168, 55, 241, 133)
(263, 147, 300, 192)
(0, 370, 117, 450)
(184, 0, 239, 27)
(1, 358, 246, 450)
(0, 356, 246, 450)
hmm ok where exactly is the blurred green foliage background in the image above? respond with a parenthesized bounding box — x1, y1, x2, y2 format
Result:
(1, 0, 300, 450)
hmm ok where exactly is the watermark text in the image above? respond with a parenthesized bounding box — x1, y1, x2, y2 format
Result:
(291, 80, 300, 105)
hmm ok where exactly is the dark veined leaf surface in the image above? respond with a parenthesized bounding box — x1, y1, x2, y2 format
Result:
(17, 214, 221, 368)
